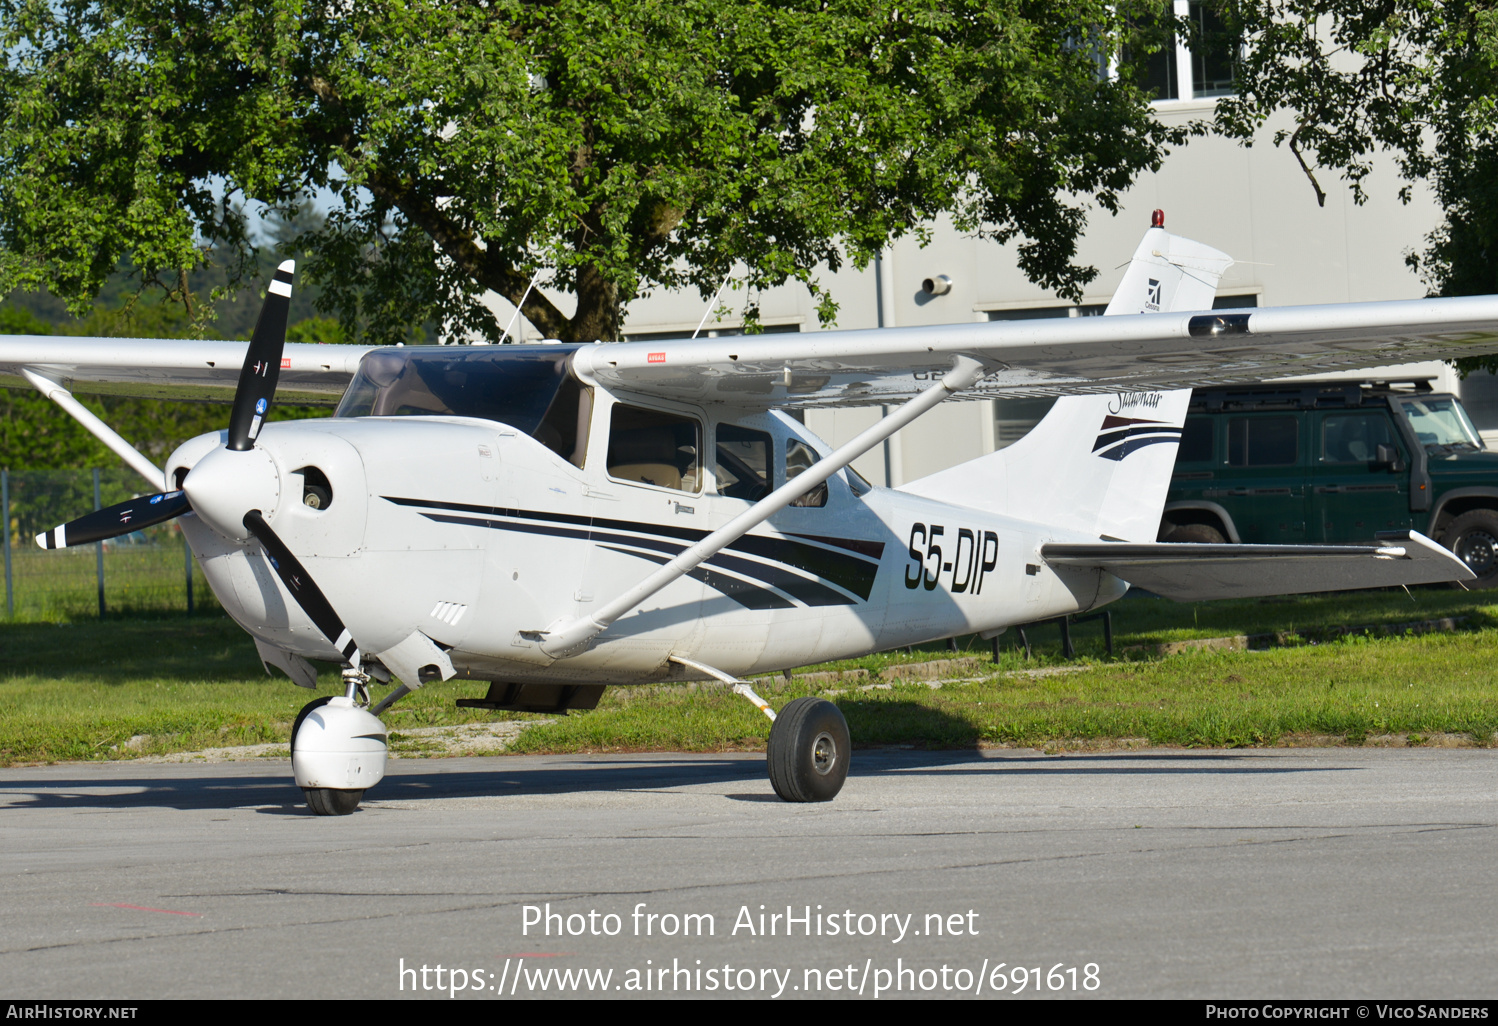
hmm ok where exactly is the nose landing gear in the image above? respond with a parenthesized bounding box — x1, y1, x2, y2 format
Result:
(291, 669, 388, 815)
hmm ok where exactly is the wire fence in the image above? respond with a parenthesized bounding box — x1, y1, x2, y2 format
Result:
(1, 469, 216, 622)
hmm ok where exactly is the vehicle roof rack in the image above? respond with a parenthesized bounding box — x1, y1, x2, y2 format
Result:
(1189, 377, 1440, 412)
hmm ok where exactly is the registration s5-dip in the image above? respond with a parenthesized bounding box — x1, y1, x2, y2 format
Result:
(5, 214, 1498, 813)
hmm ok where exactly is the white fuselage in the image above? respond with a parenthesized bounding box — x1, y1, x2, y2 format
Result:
(167, 393, 1125, 687)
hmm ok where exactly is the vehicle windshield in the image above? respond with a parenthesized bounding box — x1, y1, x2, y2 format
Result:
(335, 345, 592, 465)
(1397, 396, 1485, 453)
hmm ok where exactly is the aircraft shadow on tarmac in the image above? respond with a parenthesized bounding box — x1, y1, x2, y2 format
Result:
(0, 745, 1355, 814)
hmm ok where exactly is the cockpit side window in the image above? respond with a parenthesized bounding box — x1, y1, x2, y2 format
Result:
(715, 424, 772, 501)
(607, 403, 702, 493)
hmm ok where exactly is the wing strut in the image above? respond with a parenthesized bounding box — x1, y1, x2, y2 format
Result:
(533, 355, 987, 658)
(20, 367, 165, 490)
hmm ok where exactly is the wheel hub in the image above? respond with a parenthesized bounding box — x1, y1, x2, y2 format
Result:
(1457, 531, 1497, 574)
(811, 731, 837, 776)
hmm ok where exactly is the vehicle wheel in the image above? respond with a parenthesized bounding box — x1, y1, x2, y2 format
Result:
(289, 696, 332, 757)
(766, 698, 850, 803)
(302, 787, 364, 816)
(1443, 509, 1498, 588)
(1165, 523, 1226, 544)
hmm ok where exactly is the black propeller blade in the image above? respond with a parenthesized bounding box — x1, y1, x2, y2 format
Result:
(243, 509, 362, 667)
(35, 491, 192, 549)
(226, 260, 295, 451)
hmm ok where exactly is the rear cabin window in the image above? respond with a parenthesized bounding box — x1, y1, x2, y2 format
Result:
(1177, 416, 1214, 462)
(786, 440, 828, 508)
(1227, 416, 1298, 467)
(715, 424, 772, 501)
(607, 404, 702, 492)
(1322, 413, 1397, 464)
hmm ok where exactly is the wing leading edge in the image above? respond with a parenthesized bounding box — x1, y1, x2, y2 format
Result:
(0, 336, 375, 404)
(1041, 532, 1473, 602)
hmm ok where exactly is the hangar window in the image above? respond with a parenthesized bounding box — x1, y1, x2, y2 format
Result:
(1123, 1, 1238, 102)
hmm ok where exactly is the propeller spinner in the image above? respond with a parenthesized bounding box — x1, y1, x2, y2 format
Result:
(33, 261, 366, 668)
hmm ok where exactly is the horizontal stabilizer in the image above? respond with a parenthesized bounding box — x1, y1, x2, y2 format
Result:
(1041, 531, 1472, 602)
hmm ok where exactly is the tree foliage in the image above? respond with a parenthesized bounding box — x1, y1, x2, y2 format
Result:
(1215, 2, 1498, 361)
(0, 0, 1189, 344)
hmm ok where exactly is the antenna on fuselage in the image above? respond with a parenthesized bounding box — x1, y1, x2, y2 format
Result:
(498, 271, 541, 344)
(691, 275, 732, 339)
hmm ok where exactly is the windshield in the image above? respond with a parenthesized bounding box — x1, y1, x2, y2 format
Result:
(336, 345, 592, 465)
(1397, 396, 1485, 453)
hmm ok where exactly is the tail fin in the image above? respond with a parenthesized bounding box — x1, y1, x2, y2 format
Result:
(902, 222, 1232, 541)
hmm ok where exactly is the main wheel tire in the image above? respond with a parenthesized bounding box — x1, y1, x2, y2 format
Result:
(303, 787, 364, 816)
(766, 697, 850, 803)
(1443, 509, 1498, 588)
(1165, 523, 1226, 544)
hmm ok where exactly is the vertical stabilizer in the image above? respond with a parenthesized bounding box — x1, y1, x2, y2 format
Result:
(901, 220, 1232, 541)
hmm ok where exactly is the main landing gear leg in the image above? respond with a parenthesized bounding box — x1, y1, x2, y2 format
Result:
(291, 667, 388, 816)
(669, 656, 850, 803)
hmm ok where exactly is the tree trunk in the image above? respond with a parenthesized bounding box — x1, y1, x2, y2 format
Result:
(568, 264, 621, 343)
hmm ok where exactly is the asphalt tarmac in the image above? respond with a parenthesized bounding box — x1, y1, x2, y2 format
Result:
(1, 747, 1495, 1000)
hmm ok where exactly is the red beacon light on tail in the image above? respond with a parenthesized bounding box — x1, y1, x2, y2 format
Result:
(1151, 209, 1165, 228)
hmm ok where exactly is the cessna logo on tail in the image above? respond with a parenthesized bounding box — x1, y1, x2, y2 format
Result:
(1145, 277, 1162, 311)
(1092, 413, 1181, 461)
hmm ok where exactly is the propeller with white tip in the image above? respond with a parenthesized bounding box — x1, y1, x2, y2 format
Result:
(34, 261, 366, 667)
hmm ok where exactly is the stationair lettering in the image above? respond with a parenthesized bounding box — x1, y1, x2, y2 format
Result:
(1108, 391, 1163, 414)
(905, 523, 998, 593)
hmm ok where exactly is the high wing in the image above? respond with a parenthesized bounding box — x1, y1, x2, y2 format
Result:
(573, 294, 1498, 409)
(1042, 532, 1473, 602)
(3, 226, 1498, 410)
(0, 337, 375, 405)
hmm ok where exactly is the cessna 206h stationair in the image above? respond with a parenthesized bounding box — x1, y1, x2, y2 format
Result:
(5, 217, 1498, 814)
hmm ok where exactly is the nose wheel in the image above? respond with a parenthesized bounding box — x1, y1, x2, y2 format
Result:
(291, 671, 388, 815)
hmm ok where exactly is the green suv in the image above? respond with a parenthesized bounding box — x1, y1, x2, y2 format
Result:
(1159, 380, 1498, 586)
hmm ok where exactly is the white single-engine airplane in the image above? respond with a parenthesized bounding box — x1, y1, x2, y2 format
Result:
(5, 217, 1498, 814)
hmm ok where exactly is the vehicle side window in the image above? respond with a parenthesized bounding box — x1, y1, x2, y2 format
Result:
(607, 404, 701, 492)
(1177, 416, 1213, 463)
(715, 424, 771, 501)
(1227, 416, 1298, 467)
(786, 440, 827, 508)
(1321, 413, 1397, 464)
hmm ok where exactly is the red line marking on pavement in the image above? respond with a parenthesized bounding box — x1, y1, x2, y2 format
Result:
(92, 903, 201, 917)
(498, 953, 569, 958)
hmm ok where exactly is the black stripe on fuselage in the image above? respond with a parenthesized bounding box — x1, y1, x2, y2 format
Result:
(385, 496, 880, 600)
(414, 510, 860, 607)
(597, 546, 795, 610)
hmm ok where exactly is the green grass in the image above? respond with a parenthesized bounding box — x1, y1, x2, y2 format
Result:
(0, 617, 534, 764)
(3, 534, 217, 622)
(507, 631, 1498, 753)
(3, 589, 1498, 765)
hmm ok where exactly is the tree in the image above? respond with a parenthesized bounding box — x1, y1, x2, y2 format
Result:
(1213, 1, 1498, 368)
(1, 0, 1191, 345)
